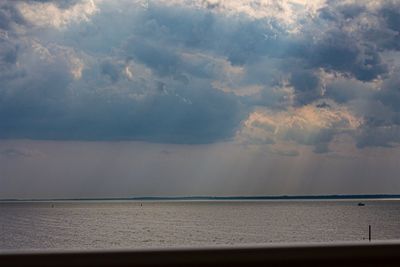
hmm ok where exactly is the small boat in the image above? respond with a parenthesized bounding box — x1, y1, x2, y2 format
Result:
(358, 202, 365, 206)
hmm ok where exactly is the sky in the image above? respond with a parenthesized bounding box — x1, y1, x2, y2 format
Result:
(1, 0, 400, 199)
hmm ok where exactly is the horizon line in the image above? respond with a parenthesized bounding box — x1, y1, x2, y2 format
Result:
(2, 194, 400, 202)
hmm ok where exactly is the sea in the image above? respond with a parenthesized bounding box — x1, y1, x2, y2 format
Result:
(1, 200, 400, 251)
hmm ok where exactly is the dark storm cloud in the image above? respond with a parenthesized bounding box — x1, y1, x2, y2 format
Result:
(126, 38, 182, 77)
(0, 2, 26, 30)
(288, 70, 321, 105)
(131, 3, 286, 66)
(286, 0, 400, 149)
(0, 86, 243, 143)
(1, 0, 400, 150)
(26, 0, 83, 9)
(100, 60, 120, 82)
(0, 1, 246, 144)
(356, 125, 400, 149)
(375, 73, 400, 112)
(307, 34, 387, 82)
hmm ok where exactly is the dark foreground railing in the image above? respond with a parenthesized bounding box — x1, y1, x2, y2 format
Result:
(1, 242, 400, 267)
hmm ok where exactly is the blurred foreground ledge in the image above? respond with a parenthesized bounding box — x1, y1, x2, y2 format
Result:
(1, 241, 400, 267)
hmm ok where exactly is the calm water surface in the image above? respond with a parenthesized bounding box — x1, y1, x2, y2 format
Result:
(1, 200, 400, 251)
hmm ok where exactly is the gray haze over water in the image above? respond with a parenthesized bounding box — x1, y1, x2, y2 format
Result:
(1, 200, 400, 251)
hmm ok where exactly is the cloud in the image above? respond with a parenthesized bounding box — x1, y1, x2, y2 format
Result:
(100, 60, 120, 82)
(270, 148, 300, 157)
(0, 2, 26, 31)
(239, 100, 362, 152)
(17, 0, 97, 29)
(0, 0, 400, 151)
(162, 0, 325, 29)
(356, 125, 400, 149)
(1, 0, 252, 144)
(0, 148, 43, 158)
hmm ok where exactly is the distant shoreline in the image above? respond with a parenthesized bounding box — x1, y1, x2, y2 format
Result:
(1, 194, 400, 202)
